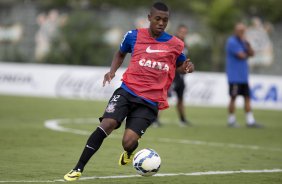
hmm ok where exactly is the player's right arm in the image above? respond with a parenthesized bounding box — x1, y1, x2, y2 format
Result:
(103, 51, 126, 86)
(103, 30, 136, 87)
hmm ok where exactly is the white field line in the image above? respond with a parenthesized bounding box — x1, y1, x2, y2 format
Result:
(1, 169, 282, 183)
(77, 168, 282, 181)
(44, 118, 282, 152)
(0, 181, 56, 183)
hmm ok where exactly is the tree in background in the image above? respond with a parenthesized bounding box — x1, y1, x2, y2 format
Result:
(0, 0, 277, 70)
(237, 0, 282, 23)
(39, 0, 282, 70)
(190, 0, 282, 71)
(190, 0, 240, 71)
(44, 10, 112, 66)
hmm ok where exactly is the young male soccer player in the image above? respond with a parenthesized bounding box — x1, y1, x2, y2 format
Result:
(64, 2, 194, 181)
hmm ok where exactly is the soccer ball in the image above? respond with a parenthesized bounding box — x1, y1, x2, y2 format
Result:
(133, 148, 161, 176)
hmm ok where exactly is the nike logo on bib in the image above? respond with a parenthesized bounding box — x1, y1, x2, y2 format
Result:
(146, 46, 168, 53)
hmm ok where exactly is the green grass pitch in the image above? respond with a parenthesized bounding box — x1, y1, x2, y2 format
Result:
(0, 95, 281, 183)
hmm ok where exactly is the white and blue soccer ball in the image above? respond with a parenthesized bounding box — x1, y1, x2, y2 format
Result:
(133, 148, 161, 176)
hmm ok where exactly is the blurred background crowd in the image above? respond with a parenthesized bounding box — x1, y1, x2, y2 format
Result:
(0, 0, 281, 75)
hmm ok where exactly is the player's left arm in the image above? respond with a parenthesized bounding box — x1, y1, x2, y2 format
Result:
(176, 52, 194, 74)
(177, 59, 194, 74)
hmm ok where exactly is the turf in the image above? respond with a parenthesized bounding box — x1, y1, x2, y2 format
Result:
(0, 95, 281, 183)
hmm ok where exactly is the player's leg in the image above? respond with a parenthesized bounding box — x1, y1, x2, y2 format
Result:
(228, 96, 237, 126)
(64, 88, 129, 181)
(177, 97, 188, 125)
(244, 96, 252, 113)
(176, 89, 190, 126)
(243, 84, 262, 128)
(119, 103, 157, 166)
(64, 119, 118, 181)
(72, 119, 118, 171)
(119, 128, 140, 165)
(228, 96, 236, 114)
(244, 96, 256, 125)
(243, 83, 254, 124)
(119, 117, 152, 165)
(174, 76, 190, 126)
(228, 83, 238, 127)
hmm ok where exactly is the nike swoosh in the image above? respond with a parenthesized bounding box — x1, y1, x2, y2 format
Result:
(86, 145, 95, 150)
(146, 46, 168, 53)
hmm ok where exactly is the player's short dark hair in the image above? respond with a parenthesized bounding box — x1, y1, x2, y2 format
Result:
(152, 2, 169, 12)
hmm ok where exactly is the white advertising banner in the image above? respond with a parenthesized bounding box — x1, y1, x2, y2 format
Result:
(0, 62, 281, 110)
(0, 62, 124, 99)
(182, 72, 282, 110)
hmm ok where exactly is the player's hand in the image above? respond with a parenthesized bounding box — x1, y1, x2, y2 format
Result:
(180, 59, 194, 74)
(103, 72, 115, 87)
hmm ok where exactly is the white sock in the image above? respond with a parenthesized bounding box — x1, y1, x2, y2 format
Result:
(246, 112, 256, 125)
(228, 114, 236, 124)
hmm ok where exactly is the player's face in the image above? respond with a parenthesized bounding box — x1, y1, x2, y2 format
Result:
(176, 27, 188, 41)
(235, 23, 246, 39)
(148, 9, 169, 37)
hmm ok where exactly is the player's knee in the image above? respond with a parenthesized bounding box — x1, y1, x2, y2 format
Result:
(100, 118, 118, 135)
(122, 137, 138, 152)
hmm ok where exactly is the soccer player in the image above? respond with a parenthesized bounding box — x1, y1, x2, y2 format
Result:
(64, 2, 194, 181)
(173, 24, 192, 126)
(153, 24, 191, 127)
(225, 22, 261, 128)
